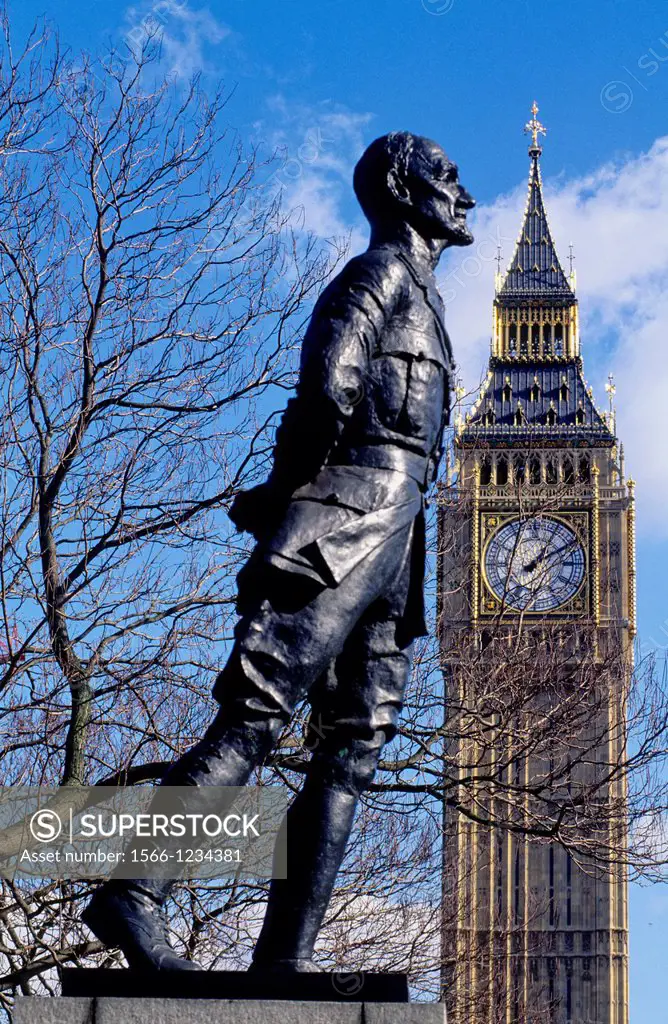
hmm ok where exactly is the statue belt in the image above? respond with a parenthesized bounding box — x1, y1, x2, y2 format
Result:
(330, 445, 433, 490)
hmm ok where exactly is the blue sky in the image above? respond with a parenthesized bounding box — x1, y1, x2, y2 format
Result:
(15, 0, 668, 1014)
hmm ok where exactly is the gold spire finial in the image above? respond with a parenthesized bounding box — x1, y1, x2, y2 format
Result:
(524, 100, 547, 153)
(454, 375, 465, 433)
(606, 372, 617, 433)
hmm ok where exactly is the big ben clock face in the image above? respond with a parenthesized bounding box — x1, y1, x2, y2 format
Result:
(484, 516, 586, 612)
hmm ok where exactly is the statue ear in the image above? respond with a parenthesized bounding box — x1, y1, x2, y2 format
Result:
(387, 168, 411, 206)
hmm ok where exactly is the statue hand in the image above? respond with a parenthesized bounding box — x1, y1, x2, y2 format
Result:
(228, 482, 289, 539)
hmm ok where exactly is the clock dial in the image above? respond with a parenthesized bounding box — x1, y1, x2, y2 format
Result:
(484, 516, 586, 612)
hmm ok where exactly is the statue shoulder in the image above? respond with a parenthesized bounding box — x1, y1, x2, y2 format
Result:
(321, 247, 410, 309)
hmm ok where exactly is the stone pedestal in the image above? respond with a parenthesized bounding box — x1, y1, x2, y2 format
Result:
(13, 997, 447, 1024)
(13, 968, 446, 1022)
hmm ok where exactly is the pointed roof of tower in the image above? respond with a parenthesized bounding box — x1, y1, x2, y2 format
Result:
(497, 102, 575, 302)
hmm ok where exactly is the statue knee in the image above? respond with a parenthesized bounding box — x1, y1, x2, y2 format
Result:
(348, 738, 384, 794)
(212, 637, 294, 725)
(310, 729, 387, 797)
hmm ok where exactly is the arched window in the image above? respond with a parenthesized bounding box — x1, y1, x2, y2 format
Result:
(544, 328, 553, 357)
(530, 455, 541, 484)
(546, 458, 558, 484)
(496, 455, 509, 485)
(554, 325, 564, 356)
(546, 405, 557, 426)
(503, 382, 512, 404)
(513, 454, 526, 484)
(480, 456, 492, 485)
(520, 324, 529, 356)
(563, 455, 575, 485)
(560, 380, 569, 403)
(514, 403, 526, 427)
(530, 380, 540, 403)
(578, 456, 590, 483)
(576, 405, 586, 425)
(508, 329, 518, 356)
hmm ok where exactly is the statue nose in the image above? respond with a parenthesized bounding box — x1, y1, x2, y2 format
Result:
(459, 187, 476, 210)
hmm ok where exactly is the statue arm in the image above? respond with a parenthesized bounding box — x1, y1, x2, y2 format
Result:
(268, 324, 368, 490)
(230, 255, 405, 537)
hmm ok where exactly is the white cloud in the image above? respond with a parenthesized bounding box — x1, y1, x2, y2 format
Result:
(317, 890, 440, 979)
(123, 2, 231, 81)
(257, 98, 372, 250)
(442, 137, 668, 535)
(283, 171, 367, 250)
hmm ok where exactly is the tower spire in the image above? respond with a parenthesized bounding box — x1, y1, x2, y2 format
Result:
(496, 102, 574, 303)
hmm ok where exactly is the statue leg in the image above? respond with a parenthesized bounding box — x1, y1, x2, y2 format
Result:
(81, 677, 287, 971)
(83, 556, 403, 970)
(251, 613, 412, 971)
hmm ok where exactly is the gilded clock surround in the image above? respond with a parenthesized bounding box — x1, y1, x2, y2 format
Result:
(479, 511, 590, 618)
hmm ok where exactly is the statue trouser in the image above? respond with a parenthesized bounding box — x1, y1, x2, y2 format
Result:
(83, 518, 416, 970)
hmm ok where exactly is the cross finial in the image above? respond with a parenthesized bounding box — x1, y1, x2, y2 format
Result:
(524, 100, 547, 154)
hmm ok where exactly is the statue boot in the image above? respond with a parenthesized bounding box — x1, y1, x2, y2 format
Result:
(83, 723, 277, 970)
(82, 876, 196, 971)
(250, 760, 364, 974)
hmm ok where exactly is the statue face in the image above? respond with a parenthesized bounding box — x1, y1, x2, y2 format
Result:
(405, 137, 475, 246)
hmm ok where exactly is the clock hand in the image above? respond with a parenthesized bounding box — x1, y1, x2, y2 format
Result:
(524, 538, 578, 574)
(551, 541, 578, 559)
(523, 544, 550, 574)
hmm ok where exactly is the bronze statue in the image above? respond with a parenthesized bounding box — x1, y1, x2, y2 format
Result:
(82, 131, 475, 973)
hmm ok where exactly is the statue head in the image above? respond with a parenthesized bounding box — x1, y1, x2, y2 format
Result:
(353, 131, 475, 247)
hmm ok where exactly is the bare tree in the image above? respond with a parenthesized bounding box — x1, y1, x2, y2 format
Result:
(0, 20, 344, 1012)
(0, 16, 666, 1023)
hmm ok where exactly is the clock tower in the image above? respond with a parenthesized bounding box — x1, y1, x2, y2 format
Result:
(439, 105, 633, 1024)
